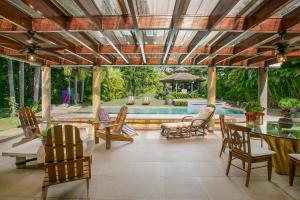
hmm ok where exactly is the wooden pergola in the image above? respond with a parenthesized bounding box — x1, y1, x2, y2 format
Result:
(0, 0, 300, 122)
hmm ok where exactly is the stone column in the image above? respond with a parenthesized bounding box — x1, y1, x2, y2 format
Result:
(207, 66, 216, 132)
(258, 67, 268, 114)
(42, 65, 51, 122)
(92, 66, 101, 120)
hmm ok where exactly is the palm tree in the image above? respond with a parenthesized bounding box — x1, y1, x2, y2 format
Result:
(77, 68, 89, 103)
(19, 62, 24, 107)
(7, 59, 16, 117)
(33, 66, 41, 103)
(63, 66, 73, 104)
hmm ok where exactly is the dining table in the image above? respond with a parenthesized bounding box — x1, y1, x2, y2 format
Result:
(233, 118, 300, 175)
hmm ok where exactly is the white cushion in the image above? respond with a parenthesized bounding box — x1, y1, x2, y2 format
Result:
(289, 153, 300, 161)
(193, 107, 214, 120)
(251, 148, 276, 157)
(161, 122, 191, 129)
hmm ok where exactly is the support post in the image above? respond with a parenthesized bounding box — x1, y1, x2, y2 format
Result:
(92, 66, 101, 120)
(41, 65, 51, 123)
(175, 82, 178, 93)
(191, 82, 194, 92)
(258, 67, 268, 114)
(207, 66, 216, 132)
(19, 62, 24, 107)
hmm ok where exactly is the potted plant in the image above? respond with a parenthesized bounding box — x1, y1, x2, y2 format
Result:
(38, 129, 48, 144)
(165, 94, 174, 105)
(242, 101, 265, 123)
(278, 98, 299, 117)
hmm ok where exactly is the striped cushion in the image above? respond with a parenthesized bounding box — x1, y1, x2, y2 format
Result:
(122, 124, 138, 136)
(98, 108, 110, 121)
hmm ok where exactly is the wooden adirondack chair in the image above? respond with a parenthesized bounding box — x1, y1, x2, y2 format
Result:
(94, 106, 133, 149)
(13, 107, 40, 147)
(41, 125, 91, 200)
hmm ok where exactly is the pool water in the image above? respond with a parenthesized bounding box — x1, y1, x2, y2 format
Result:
(104, 106, 244, 115)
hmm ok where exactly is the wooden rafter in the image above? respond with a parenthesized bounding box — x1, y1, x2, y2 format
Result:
(126, 0, 146, 64)
(161, 0, 191, 64)
(181, 0, 240, 64)
(74, 0, 128, 64)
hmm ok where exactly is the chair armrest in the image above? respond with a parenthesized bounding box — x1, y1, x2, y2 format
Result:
(182, 116, 194, 122)
(191, 119, 205, 126)
(102, 123, 123, 129)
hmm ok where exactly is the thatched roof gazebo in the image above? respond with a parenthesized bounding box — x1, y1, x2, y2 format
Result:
(160, 68, 203, 93)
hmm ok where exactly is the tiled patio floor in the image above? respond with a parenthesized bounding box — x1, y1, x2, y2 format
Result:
(0, 131, 299, 200)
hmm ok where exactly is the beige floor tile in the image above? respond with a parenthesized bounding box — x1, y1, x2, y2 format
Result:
(0, 131, 299, 200)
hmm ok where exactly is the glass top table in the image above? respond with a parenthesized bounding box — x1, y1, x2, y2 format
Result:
(232, 118, 300, 175)
(237, 121, 300, 140)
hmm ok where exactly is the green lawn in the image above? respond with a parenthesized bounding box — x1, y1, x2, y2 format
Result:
(0, 117, 20, 132)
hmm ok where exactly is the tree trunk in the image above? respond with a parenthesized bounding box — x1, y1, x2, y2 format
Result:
(80, 79, 85, 103)
(7, 59, 16, 117)
(19, 62, 24, 107)
(74, 74, 78, 104)
(33, 66, 41, 103)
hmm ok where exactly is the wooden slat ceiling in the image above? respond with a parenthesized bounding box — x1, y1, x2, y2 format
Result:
(0, 0, 299, 67)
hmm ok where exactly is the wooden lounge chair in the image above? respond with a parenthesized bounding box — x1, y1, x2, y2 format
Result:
(13, 107, 40, 147)
(225, 123, 275, 187)
(161, 105, 215, 138)
(41, 125, 91, 200)
(142, 96, 150, 105)
(97, 107, 138, 137)
(126, 96, 135, 105)
(94, 106, 134, 149)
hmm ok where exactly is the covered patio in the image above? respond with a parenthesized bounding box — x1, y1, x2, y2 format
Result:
(0, 0, 300, 199)
(1, 130, 299, 199)
(0, 0, 300, 119)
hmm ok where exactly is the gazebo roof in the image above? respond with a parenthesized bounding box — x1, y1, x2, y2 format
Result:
(0, 0, 300, 67)
(160, 72, 202, 82)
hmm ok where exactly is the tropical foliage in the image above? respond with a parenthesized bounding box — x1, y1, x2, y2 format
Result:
(0, 56, 299, 112)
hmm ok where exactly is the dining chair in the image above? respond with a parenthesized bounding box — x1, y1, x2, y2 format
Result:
(41, 125, 91, 200)
(225, 123, 275, 187)
(288, 153, 300, 186)
(219, 114, 230, 157)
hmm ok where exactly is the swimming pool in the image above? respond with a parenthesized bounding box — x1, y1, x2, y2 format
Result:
(104, 106, 244, 115)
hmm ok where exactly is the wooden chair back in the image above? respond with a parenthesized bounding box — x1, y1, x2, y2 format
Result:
(112, 106, 128, 132)
(44, 125, 89, 183)
(226, 123, 251, 157)
(219, 114, 229, 140)
(18, 107, 40, 138)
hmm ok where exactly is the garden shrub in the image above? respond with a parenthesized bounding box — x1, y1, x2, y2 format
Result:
(241, 101, 265, 112)
(278, 98, 300, 109)
(174, 100, 188, 106)
(169, 92, 200, 99)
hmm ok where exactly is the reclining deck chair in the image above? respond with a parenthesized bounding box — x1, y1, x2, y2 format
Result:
(161, 105, 215, 138)
(13, 107, 40, 147)
(94, 106, 134, 149)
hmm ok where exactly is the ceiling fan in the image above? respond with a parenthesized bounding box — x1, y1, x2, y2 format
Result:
(19, 31, 65, 62)
(274, 30, 295, 62)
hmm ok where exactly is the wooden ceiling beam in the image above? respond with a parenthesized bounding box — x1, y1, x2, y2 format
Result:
(0, 1, 32, 30)
(74, 0, 127, 64)
(22, 0, 106, 64)
(199, 0, 294, 65)
(182, 0, 240, 64)
(161, 0, 191, 64)
(127, 0, 146, 64)
(244, 0, 292, 30)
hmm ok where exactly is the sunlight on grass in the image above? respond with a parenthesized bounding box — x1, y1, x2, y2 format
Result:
(0, 117, 19, 132)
